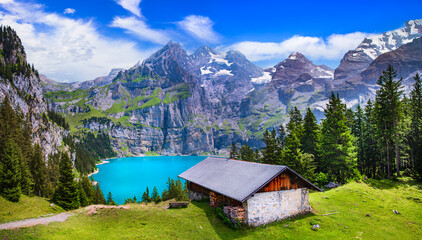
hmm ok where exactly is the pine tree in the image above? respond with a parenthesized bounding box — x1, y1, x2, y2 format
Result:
(81, 175, 94, 204)
(30, 144, 47, 197)
(282, 108, 315, 179)
(375, 65, 403, 177)
(17, 116, 34, 196)
(53, 153, 79, 210)
(254, 149, 261, 162)
(353, 105, 365, 174)
(261, 128, 279, 164)
(151, 186, 161, 203)
(142, 187, 151, 203)
(0, 97, 18, 155)
(277, 124, 286, 149)
(106, 192, 116, 205)
(362, 100, 380, 178)
(282, 109, 303, 168)
(0, 139, 21, 202)
(410, 73, 422, 179)
(93, 181, 106, 204)
(78, 181, 89, 207)
(239, 144, 256, 162)
(46, 153, 60, 196)
(301, 108, 320, 168)
(175, 179, 186, 201)
(229, 142, 239, 159)
(320, 93, 357, 183)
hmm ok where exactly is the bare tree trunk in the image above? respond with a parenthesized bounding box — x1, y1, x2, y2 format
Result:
(386, 140, 390, 178)
(394, 120, 400, 177)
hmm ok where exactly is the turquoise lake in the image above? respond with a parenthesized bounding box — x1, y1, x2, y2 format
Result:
(93, 156, 206, 204)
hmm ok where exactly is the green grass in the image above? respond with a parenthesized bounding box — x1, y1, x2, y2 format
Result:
(163, 92, 177, 104)
(126, 95, 147, 112)
(106, 100, 127, 114)
(144, 151, 160, 156)
(44, 89, 89, 103)
(0, 195, 64, 223)
(65, 105, 108, 132)
(1, 179, 421, 239)
(140, 97, 161, 109)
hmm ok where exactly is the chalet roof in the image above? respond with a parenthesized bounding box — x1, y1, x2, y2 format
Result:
(178, 157, 321, 202)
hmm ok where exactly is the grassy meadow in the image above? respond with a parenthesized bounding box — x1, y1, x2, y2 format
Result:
(1, 179, 421, 239)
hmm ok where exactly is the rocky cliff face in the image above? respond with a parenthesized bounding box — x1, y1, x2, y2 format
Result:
(0, 26, 64, 158)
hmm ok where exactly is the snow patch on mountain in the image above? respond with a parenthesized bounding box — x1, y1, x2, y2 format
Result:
(215, 69, 233, 76)
(251, 71, 272, 84)
(315, 66, 334, 78)
(209, 52, 233, 66)
(200, 66, 213, 75)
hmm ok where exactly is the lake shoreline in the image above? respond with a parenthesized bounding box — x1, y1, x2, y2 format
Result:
(88, 159, 112, 177)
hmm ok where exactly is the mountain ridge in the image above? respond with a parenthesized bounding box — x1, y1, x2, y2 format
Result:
(41, 19, 422, 155)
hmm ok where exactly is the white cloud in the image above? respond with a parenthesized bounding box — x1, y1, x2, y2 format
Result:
(177, 15, 219, 43)
(225, 32, 376, 62)
(110, 16, 170, 44)
(0, 0, 154, 82)
(115, 0, 142, 18)
(63, 8, 75, 15)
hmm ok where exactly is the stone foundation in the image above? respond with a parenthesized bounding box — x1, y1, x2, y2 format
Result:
(223, 206, 246, 224)
(245, 188, 311, 226)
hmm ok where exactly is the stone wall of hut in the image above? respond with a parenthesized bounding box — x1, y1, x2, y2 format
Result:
(245, 188, 311, 226)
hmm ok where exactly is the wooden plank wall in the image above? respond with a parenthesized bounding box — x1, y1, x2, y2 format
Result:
(258, 171, 307, 193)
(189, 182, 242, 206)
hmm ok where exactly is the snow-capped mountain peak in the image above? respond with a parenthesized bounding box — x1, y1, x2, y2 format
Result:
(356, 19, 422, 60)
(334, 19, 422, 82)
(287, 52, 304, 60)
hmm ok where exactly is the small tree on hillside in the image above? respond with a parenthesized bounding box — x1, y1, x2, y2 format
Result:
(53, 152, 79, 210)
(301, 108, 320, 167)
(30, 144, 47, 197)
(239, 144, 256, 162)
(93, 181, 106, 204)
(78, 182, 89, 207)
(106, 192, 116, 205)
(261, 128, 279, 164)
(229, 142, 239, 159)
(142, 187, 151, 203)
(151, 186, 161, 203)
(81, 175, 94, 204)
(0, 139, 21, 202)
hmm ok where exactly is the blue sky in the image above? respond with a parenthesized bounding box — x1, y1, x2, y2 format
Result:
(0, 0, 421, 82)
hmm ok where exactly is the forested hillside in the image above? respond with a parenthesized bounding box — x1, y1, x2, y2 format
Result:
(0, 26, 110, 209)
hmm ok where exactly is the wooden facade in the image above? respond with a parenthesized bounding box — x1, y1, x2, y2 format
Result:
(258, 170, 309, 193)
(189, 182, 242, 207)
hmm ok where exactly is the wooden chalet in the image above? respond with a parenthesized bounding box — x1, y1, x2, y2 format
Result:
(178, 157, 321, 226)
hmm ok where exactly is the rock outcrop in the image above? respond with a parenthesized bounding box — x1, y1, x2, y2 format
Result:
(0, 26, 64, 158)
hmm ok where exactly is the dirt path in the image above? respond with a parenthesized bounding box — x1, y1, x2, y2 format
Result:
(0, 213, 73, 230)
(85, 204, 130, 215)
